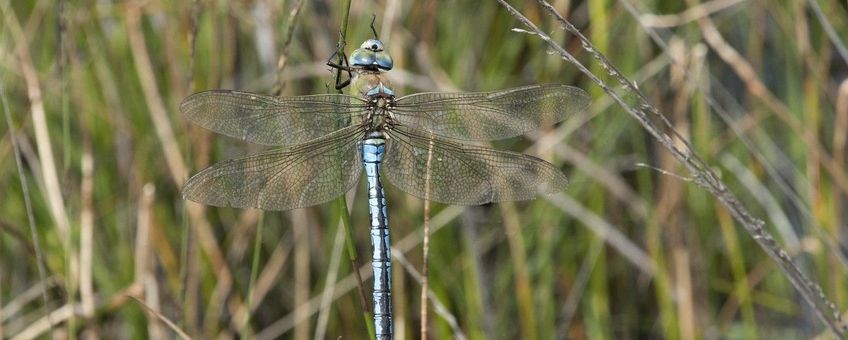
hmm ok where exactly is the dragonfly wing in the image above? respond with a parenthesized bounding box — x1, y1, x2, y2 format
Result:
(383, 125, 568, 205)
(182, 125, 365, 210)
(392, 84, 589, 141)
(181, 90, 366, 146)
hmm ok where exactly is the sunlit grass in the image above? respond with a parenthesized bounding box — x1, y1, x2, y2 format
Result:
(2, 0, 847, 339)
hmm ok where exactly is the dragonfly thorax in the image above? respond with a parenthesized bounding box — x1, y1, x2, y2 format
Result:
(364, 95, 397, 132)
(352, 68, 397, 133)
(352, 73, 395, 98)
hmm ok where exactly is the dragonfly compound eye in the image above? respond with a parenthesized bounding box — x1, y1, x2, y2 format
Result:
(361, 39, 384, 52)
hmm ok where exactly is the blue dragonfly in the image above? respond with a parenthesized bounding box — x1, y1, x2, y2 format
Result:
(181, 38, 589, 339)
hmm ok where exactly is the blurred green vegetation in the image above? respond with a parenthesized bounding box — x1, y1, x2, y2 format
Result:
(1, 0, 847, 339)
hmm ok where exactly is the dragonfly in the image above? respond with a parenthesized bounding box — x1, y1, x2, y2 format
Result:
(181, 38, 589, 339)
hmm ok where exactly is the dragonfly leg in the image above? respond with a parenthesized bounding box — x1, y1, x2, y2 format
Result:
(326, 43, 354, 90)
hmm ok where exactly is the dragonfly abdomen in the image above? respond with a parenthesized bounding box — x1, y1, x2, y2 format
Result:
(362, 134, 393, 338)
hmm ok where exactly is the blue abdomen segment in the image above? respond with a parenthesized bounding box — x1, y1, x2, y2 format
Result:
(362, 136, 392, 339)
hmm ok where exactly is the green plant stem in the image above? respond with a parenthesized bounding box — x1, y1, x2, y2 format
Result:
(339, 0, 351, 44)
(336, 197, 375, 338)
(240, 211, 264, 338)
(332, 2, 374, 337)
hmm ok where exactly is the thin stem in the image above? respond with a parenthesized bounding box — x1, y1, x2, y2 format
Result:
(337, 197, 376, 337)
(393, 250, 469, 340)
(496, 0, 847, 336)
(271, 0, 305, 96)
(330, 0, 375, 337)
(314, 218, 348, 339)
(0, 2, 56, 336)
(421, 135, 434, 339)
(339, 0, 352, 49)
(806, 0, 848, 68)
(332, 0, 354, 93)
(241, 211, 265, 337)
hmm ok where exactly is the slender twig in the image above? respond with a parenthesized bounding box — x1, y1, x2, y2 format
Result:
(637, 0, 746, 28)
(2, 0, 74, 255)
(0, 278, 59, 324)
(720, 155, 799, 250)
(806, 0, 848, 68)
(557, 237, 603, 335)
(182, 1, 201, 335)
(545, 194, 655, 275)
(620, 0, 848, 272)
(169, 1, 247, 333)
(186, 0, 200, 93)
(79, 140, 95, 319)
(337, 196, 372, 334)
(135, 184, 161, 338)
(501, 203, 538, 339)
(620, 0, 829, 257)
(240, 211, 264, 337)
(125, 3, 188, 185)
(255, 206, 465, 340)
(292, 209, 310, 340)
(10, 304, 76, 340)
(132, 1, 247, 334)
(260, 9, 326, 331)
(692, 2, 848, 197)
(314, 218, 348, 339)
(421, 135, 434, 339)
(272, 0, 305, 96)
(230, 237, 294, 330)
(129, 296, 192, 340)
(836, 80, 848, 246)
(393, 249, 469, 340)
(57, 0, 69, 176)
(496, 0, 846, 335)
(329, 0, 376, 337)
(259, 187, 645, 339)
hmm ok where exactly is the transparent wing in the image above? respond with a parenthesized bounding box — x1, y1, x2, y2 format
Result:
(182, 125, 365, 210)
(383, 125, 568, 205)
(392, 84, 589, 141)
(181, 90, 367, 146)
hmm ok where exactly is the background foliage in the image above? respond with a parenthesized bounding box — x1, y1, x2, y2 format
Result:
(2, 0, 847, 338)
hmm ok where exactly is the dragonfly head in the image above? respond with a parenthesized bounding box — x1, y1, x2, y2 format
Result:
(350, 39, 393, 71)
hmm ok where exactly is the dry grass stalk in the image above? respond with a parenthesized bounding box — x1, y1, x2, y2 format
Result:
(128, 296, 191, 340)
(392, 249, 468, 340)
(496, 0, 847, 335)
